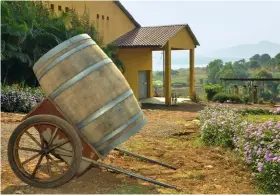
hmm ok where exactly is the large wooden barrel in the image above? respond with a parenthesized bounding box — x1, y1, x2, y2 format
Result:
(33, 34, 146, 157)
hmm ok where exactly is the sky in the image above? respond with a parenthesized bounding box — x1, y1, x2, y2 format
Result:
(120, 1, 280, 55)
(120, 1, 280, 70)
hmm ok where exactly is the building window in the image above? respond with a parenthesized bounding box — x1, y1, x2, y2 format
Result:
(107, 16, 109, 20)
(58, 5, 62, 11)
(102, 15, 104, 20)
(65, 7, 69, 12)
(50, 4, 54, 10)
(97, 14, 99, 19)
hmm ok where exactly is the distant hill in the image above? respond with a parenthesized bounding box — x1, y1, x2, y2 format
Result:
(205, 41, 280, 59)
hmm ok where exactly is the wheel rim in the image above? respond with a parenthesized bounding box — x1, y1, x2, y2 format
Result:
(13, 122, 75, 183)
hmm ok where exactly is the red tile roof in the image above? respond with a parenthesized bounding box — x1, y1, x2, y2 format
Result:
(111, 24, 200, 48)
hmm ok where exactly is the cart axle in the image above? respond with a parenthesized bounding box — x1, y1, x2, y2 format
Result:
(114, 148, 177, 170)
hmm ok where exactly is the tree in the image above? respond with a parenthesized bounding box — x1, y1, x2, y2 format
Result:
(260, 54, 271, 65)
(1, 1, 60, 85)
(275, 53, 280, 61)
(275, 53, 280, 68)
(156, 71, 164, 76)
(267, 58, 277, 68)
(233, 59, 249, 78)
(206, 59, 223, 84)
(217, 62, 234, 79)
(253, 69, 279, 100)
(249, 54, 261, 62)
(248, 60, 261, 69)
(1, 1, 124, 85)
(171, 69, 179, 76)
(254, 69, 273, 78)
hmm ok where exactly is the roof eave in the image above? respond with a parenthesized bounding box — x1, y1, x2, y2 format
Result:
(185, 25, 200, 46)
(114, 1, 141, 28)
(116, 45, 162, 49)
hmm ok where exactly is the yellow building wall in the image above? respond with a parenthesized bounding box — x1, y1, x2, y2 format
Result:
(46, 1, 136, 45)
(169, 28, 196, 50)
(118, 48, 153, 99)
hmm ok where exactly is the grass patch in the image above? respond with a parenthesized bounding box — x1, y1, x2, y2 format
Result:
(188, 135, 204, 148)
(123, 140, 150, 152)
(244, 114, 280, 123)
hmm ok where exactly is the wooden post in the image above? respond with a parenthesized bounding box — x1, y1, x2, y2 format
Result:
(234, 85, 239, 95)
(164, 41, 171, 105)
(189, 49, 195, 97)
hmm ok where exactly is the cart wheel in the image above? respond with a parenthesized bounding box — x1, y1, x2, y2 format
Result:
(8, 115, 82, 188)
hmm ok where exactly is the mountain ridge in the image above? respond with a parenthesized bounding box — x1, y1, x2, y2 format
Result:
(204, 40, 280, 59)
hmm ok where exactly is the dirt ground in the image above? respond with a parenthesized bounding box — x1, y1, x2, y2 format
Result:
(1, 102, 257, 194)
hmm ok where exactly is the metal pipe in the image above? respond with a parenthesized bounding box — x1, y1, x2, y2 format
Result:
(114, 148, 177, 170)
(83, 157, 177, 189)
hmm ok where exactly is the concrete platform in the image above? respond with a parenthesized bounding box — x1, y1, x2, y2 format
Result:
(139, 97, 191, 105)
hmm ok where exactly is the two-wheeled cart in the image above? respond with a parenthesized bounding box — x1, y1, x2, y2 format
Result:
(7, 34, 177, 190)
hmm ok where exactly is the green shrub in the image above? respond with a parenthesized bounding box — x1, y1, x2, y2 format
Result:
(243, 95, 250, 104)
(190, 92, 200, 103)
(212, 92, 228, 103)
(261, 91, 272, 101)
(203, 84, 223, 101)
(212, 93, 241, 103)
(258, 98, 265, 104)
(227, 94, 241, 103)
(199, 105, 243, 148)
(269, 99, 276, 106)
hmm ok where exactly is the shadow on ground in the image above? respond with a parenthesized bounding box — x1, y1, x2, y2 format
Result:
(1, 167, 159, 194)
(141, 102, 206, 113)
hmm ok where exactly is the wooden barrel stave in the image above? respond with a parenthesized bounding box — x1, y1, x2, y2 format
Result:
(39, 41, 106, 95)
(53, 63, 130, 124)
(97, 115, 146, 156)
(79, 95, 141, 144)
(34, 34, 92, 73)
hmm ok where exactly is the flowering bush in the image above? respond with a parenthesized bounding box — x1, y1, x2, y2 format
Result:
(1, 84, 44, 113)
(198, 104, 244, 148)
(235, 119, 280, 193)
(270, 107, 280, 115)
(199, 105, 280, 193)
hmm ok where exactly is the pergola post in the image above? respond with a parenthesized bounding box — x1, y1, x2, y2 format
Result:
(189, 48, 195, 97)
(164, 41, 171, 105)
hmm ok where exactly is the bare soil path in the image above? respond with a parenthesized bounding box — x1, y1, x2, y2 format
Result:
(1, 103, 256, 194)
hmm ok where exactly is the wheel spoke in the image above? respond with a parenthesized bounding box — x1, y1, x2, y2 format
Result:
(53, 151, 73, 158)
(18, 147, 41, 153)
(22, 153, 41, 166)
(48, 140, 70, 153)
(38, 129, 46, 147)
(48, 127, 58, 147)
(25, 131, 42, 148)
(47, 154, 64, 174)
(31, 154, 44, 177)
(55, 146, 72, 153)
(46, 155, 52, 177)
